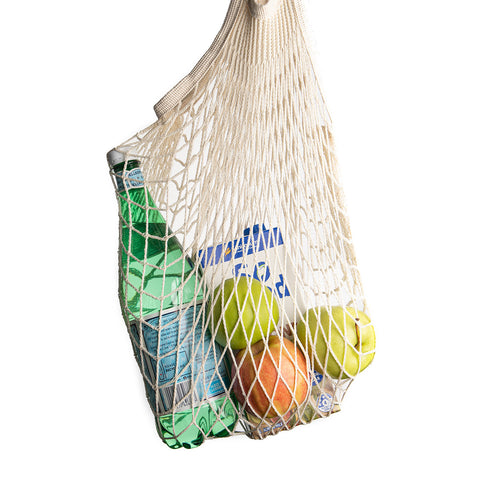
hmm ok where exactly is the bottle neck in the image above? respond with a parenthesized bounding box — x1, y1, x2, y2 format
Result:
(114, 160, 166, 225)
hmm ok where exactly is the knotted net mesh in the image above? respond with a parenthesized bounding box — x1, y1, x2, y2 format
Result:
(108, 0, 374, 448)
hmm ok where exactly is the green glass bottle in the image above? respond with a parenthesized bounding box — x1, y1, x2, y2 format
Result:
(108, 149, 237, 449)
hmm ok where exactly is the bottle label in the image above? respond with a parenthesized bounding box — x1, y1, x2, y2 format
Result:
(116, 167, 145, 192)
(130, 304, 229, 415)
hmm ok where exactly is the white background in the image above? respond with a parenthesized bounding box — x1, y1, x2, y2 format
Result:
(1, 1, 479, 479)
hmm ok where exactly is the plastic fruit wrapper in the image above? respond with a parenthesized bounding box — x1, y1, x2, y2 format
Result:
(244, 410, 298, 440)
(301, 372, 344, 423)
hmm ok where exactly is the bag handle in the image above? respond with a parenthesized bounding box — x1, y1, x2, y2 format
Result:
(153, 0, 283, 120)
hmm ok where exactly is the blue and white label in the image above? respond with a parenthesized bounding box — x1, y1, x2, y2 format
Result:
(233, 261, 290, 299)
(198, 225, 284, 268)
(116, 167, 145, 192)
(312, 370, 333, 413)
(317, 392, 333, 413)
(130, 304, 229, 414)
(261, 419, 285, 434)
(312, 370, 324, 386)
(196, 225, 306, 323)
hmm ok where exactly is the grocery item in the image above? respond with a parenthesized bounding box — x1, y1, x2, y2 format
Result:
(198, 225, 306, 328)
(232, 336, 309, 418)
(297, 306, 376, 380)
(210, 276, 278, 349)
(108, 149, 238, 449)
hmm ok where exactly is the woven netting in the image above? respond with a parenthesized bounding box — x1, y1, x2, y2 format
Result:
(108, 0, 373, 449)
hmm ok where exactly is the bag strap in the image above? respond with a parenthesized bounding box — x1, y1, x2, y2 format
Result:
(153, 0, 283, 121)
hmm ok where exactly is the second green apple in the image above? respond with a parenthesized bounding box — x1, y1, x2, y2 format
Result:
(297, 306, 375, 379)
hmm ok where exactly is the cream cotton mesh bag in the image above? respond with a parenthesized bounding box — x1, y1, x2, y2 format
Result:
(107, 0, 375, 449)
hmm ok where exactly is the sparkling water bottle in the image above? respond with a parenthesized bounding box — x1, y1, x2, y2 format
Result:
(108, 149, 237, 449)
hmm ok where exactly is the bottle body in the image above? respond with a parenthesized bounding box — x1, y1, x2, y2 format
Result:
(109, 151, 237, 448)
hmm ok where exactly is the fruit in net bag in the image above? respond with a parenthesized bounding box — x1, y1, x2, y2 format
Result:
(297, 306, 375, 380)
(210, 276, 278, 350)
(232, 336, 309, 418)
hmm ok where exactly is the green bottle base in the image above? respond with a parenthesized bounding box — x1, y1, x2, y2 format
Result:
(155, 396, 238, 449)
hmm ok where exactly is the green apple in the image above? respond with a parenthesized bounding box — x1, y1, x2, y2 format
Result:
(296, 306, 375, 379)
(210, 276, 278, 350)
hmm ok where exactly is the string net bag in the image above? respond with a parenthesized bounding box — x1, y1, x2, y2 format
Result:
(108, 0, 375, 449)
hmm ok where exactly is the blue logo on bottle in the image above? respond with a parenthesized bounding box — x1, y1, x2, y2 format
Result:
(116, 167, 145, 192)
